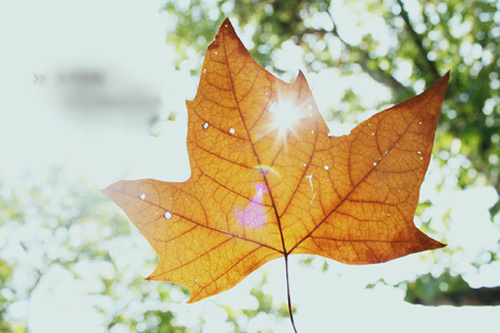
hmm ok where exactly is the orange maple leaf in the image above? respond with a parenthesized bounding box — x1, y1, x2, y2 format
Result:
(103, 18, 447, 326)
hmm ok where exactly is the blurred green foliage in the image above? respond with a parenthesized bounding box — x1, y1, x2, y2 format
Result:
(404, 270, 472, 305)
(404, 270, 500, 306)
(0, 170, 191, 332)
(222, 271, 291, 332)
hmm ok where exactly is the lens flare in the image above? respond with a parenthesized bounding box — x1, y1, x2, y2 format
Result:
(253, 165, 281, 180)
(234, 184, 267, 228)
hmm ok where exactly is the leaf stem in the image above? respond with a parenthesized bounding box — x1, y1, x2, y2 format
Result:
(284, 254, 298, 333)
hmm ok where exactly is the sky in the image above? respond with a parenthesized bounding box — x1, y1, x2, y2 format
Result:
(1, 1, 499, 332)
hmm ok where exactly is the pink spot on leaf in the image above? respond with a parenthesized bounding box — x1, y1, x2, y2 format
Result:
(234, 184, 267, 228)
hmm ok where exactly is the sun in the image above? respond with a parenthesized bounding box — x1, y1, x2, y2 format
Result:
(269, 100, 303, 135)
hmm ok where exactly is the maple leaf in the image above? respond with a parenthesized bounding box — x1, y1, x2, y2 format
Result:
(103, 18, 447, 329)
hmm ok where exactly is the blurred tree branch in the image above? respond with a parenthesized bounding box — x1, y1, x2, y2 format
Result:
(396, 0, 440, 81)
(327, 24, 409, 100)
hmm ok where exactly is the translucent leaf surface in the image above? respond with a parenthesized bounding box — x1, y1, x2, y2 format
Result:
(103, 19, 448, 303)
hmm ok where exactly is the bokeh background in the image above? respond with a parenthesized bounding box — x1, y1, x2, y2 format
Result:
(1, 0, 499, 332)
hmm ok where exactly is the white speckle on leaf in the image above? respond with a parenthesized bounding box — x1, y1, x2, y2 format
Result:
(165, 211, 172, 219)
(230, 128, 235, 134)
(268, 101, 278, 113)
(139, 194, 146, 200)
(203, 122, 209, 129)
(309, 193, 316, 206)
(306, 173, 314, 192)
